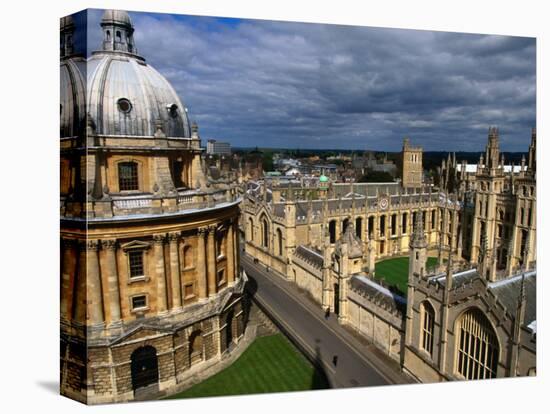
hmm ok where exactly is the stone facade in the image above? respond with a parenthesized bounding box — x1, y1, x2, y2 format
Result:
(60, 10, 248, 404)
(243, 128, 536, 382)
(402, 137, 423, 188)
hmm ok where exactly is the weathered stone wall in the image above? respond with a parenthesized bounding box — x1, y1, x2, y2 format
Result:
(62, 294, 248, 404)
(346, 291, 405, 362)
(292, 260, 323, 304)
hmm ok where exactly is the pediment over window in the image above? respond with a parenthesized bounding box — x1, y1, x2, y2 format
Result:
(112, 325, 170, 346)
(120, 239, 151, 251)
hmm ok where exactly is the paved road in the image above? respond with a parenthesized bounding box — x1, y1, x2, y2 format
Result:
(242, 253, 412, 388)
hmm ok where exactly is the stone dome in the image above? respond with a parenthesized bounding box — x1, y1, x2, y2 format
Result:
(60, 57, 86, 138)
(101, 9, 133, 27)
(86, 53, 192, 137)
(60, 9, 192, 139)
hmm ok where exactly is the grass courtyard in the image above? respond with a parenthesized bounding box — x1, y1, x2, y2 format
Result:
(165, 334, 329, 399)
(374, 256, 438, 297)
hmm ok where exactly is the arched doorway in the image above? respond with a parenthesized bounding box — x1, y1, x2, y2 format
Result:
(131, 346, 159, 394)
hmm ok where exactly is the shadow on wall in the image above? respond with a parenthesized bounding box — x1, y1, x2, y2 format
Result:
(312, 344, 331, 390)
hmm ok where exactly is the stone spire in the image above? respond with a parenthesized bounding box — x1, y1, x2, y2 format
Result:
(485, 126, 500, 170)
(410, 207, 427, 248)
(528, 127, 536, 173)
(479, 229, 490, 279)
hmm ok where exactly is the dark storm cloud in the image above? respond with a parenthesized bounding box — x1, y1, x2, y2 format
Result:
(83, 9, 535, 151)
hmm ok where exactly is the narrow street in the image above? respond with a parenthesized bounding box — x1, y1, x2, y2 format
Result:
(242, 253, 413, 388)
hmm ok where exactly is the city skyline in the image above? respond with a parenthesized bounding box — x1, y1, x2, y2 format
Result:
(75, 9, 536, 152)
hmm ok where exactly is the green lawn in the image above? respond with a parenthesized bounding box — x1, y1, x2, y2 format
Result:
(165, 334, 329, 399)
(374, 256, 438, 297)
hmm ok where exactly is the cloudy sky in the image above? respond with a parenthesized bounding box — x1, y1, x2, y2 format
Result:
(81, 9, 535, 151)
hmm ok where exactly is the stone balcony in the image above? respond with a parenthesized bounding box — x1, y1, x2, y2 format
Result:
(61, 187, 241, 221)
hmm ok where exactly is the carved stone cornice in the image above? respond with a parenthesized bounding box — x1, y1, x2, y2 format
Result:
(168, 232, 180, 242)
(86, 239, 100, 251)
(101, 239, 117, 251)
(153, 234, 166, 244)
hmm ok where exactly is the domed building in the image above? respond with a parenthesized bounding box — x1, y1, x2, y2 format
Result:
(60, 10, 247, 404)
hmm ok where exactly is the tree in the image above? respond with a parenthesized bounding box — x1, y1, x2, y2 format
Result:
(357, 170, 395, 183)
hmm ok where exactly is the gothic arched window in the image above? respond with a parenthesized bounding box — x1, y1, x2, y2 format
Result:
(276, 228, 283, 256)
(355, 217, 363, 239)
(248, 218, 254, 242)
(329, 220, 336, 244)
(261, 217, 269, 248)
(456, 309, 499, 380)
(420, 301, 435, 357)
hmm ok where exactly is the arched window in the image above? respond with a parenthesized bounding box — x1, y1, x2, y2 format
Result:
(356, 217, 363, 239)
(189, 330, 204, 365)
(456, 309, 499, 380)
(248, 218, 254, 242)
(342, 218, 349, 234)
(420, 302, 435, 356)
(368, 216, 375, 238)
(276, 228, 283, 256)
(118, 161, 139, 191)
(106, 30, 111, 41)
(402, 213, 408, 234)
(262, 217, 269, 248)
(116, 30, 121, 41)
(329, 220, 336, 244)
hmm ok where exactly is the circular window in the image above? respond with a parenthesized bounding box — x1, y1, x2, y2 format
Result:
(168, 103, 178, 118)
(117, 98, 132, 113)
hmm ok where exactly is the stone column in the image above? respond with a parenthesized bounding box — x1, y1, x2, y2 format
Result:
(86, 239, 104, 326)
(153, 234, 168, 314)
(207, 225, 217, 296)
(234, 220, 240, 281)
(101, 239, 121, 324)
(60, 239, 75, 320)
(227, 221, 235, 285)
(197, 227, 208, 299)
(168, 232, 182, 310)
(73, 240, 87, 323)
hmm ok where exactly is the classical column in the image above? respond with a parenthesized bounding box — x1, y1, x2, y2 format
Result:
(153, 234, 168, 314)
(233, 220, 240, 281)
(197, 227, 208, 299)
(168, 232, 182, 310)
(207, 225, 217, 296)
(101, 239, 121, 324)
(227, 221, 235, 285)
(60, 239, 75, 320)
(73, 240, 87, 323)
(86, 239, 104, 326)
